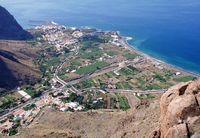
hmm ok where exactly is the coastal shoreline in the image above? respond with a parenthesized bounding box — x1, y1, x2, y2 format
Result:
(121, 36, 200, 78)
(31, 21, 200, 78)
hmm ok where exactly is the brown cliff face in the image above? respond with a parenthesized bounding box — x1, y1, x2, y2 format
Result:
(150, 79, 200, 138)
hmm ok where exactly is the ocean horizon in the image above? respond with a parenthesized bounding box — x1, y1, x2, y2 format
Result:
(1, 0, 200, 74)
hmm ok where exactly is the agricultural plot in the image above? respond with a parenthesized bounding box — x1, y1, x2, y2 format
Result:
(75, 61, 109, 75)
(118, 66, 139, 76)
(174, 75, 197, 82)
(123, 50, 138, 59)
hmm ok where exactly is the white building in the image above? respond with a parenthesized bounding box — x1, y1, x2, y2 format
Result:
(18, 90, 31, 99)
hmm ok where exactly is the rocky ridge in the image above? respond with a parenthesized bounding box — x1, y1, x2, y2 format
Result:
(151, 79, 200, 138)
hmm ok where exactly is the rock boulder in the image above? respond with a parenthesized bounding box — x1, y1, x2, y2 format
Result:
(151, 79, 200, 138)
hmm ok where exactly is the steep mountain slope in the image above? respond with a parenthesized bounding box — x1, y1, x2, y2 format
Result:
(12, 97, 160, 138)
(0, 6, 32, 40)
(0, 6, 38, 91)
(0, 40, 40, 90)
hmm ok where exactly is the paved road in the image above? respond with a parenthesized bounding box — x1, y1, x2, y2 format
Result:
(0, 89, 56, 121)
(104, 88, 166, 94)
(64, 60, 140, 86)
(81, 87, 166, 94)
(0, 48, 78, 120)
(54, 45, 80, 87)
(0, 43, 165, 121)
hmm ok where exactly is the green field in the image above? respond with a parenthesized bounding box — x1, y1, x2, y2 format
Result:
(81, 38, 103, 49)
(76, 61, 108, 75)
(79, 47, 103, 60)
(174, 76, 197, 82)
(58, 73, 68, 80)
(0, 95, 16, 110)
(116, 94, 130, 111)
(145, 84, 163, 90)
(24, 87, 42, 98)
(79, 39, 103, 60)
(123, 51, 138, 59)
(106, 50, 117, 56)
(44, 56, 60, 67)
(118, 66, 138, 76)
(116, 82, 132, 89)
(105, 72, 116, 78)
(75, 79, 94, 89)
(70, 59, 82, 66)
(154, 73, 166, 82)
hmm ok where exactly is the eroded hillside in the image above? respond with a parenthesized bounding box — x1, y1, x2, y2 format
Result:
(0, 40, 40, 90)
(10, 96, 160, 138)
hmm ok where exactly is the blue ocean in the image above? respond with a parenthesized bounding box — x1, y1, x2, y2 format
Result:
(1, 0, 200, 73)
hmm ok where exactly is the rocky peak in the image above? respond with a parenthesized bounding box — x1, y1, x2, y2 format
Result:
(0, 6, 32, 40)
(150, 79, 200, 138)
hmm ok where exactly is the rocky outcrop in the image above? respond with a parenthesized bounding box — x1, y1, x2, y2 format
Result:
(0, 6, 32, 40)
(150, 79, 200, 138)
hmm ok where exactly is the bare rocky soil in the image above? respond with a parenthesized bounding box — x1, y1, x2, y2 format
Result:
(0, 40, 39, 90)
(13, 97, 160, 138)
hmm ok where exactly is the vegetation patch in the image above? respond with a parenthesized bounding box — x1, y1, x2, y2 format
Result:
(174, 76, 197, 82)
(136, 94, 155, 100)
(79, 47, 103, 60)
(118, 66, 138, 76)
(106, 50, 117, 56)
(44, 56, 60, 67)
(105, 72, 116, 78)
(145, 84, 162, 90)
(23, 104, 36, 111)
(75, 79, 94, 89)
(154, 73, 166, 82)
(85, 100, 105, 110)
(24, 86, 42, 98)
(58, 72, 68, 80)
(70, 59, 82, 67)
(0, 95, 16, 111)
(116, 94, 130, 111)
(61, 93, 84, 104)
(123, 51, 137, 59)
(76, 61, 108, 75)
(116, 82, 132, 89)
